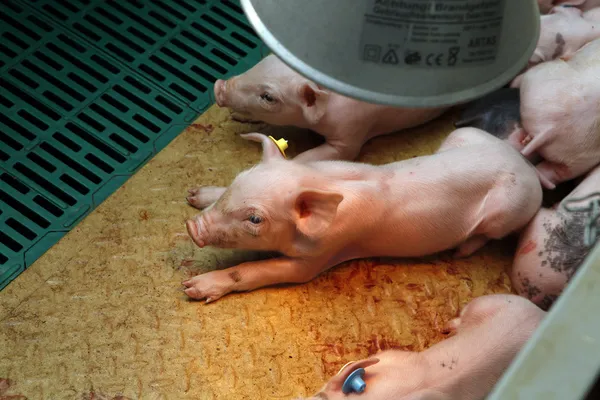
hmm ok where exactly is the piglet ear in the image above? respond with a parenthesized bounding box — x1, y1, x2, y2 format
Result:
(293, 188, 343, 239)
(298, 82, 329, 125)
(240, 132, 285, 162)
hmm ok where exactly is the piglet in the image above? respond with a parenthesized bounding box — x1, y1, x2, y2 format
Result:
(538, 0, 600, 13)
(511, 164, 600, 311)
(510, 5, 600, 87)
(182, 128, 542, 302)
(213, 55, 447, 162)
(293, 294, 545, 400)
(530, 6, 600, 67)
(510, 37, 600, 188)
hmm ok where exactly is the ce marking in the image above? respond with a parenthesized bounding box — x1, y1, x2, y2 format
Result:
(426, 52, 444, 66)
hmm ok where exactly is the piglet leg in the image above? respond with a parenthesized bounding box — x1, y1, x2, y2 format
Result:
(182, 257, 319, 302)
(187, 186, 227, 209)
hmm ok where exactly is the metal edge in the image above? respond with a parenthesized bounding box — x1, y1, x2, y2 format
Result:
(487, 241, 600, 400)
(240, 0, 540, 108)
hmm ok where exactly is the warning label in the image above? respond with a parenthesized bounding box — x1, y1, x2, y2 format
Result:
(382, 49, 399, 64)
(360, 0, 506, 68)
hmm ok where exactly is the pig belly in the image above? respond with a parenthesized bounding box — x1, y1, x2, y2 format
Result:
(361, 208, 476, 257)
(325, 97, 447, 143)
(359, 174, 540, 258)
(367, 106, 447, 139)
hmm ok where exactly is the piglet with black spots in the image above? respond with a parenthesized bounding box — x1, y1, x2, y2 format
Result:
(530, 6, 600, 67)
(182, 128, 542, 302)
(213, 55, 447, 162)
(511, 164, 600, 311)
(511, 5, 600, 86)
(293, 294, 545, 400)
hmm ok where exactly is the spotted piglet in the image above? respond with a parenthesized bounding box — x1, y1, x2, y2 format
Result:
(530, 6, 600, 67)
(511, 5, 600, 87)
(511, 164, 600, 310)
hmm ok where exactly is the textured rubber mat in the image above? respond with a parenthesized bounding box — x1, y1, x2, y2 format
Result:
(0, 0, 266, 290)
(0, 108, 515, 399)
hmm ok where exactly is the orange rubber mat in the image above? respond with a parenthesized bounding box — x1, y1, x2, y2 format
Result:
(0, 106, 513, 399)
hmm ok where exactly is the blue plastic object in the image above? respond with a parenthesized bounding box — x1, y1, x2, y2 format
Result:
(342, 368, 366, 394)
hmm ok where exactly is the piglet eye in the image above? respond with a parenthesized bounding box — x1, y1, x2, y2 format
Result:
(260, 92, 275, 103)
(248, 215, 262, 224)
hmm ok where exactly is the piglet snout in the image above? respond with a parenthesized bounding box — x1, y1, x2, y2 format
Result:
(186, 217, 206, 248)
(214, 79, 227, 107)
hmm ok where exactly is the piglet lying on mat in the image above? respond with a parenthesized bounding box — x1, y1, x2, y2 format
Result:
(214, 54, 446, 162)
(182, 128, 542, 302)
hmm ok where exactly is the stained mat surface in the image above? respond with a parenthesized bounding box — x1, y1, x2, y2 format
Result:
(0, 107, 514, 399)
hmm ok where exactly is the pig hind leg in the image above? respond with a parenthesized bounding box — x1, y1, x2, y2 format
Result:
(187, 186, 227, 209)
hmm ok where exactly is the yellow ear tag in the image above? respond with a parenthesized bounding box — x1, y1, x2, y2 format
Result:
(268, 136, 288, 158)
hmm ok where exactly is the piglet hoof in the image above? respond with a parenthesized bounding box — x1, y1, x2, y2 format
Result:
(441, 317, 461, 335)
(181, 271, 231, 303)
(187, 186, 226, 209)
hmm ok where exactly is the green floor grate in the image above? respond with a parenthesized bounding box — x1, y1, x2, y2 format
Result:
(0, 0, 267, 290)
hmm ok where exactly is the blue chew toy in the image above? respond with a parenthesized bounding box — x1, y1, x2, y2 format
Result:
(342, 368, 366, 394)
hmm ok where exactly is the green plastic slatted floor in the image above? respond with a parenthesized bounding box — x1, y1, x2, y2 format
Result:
(0, 0, 267, 290)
